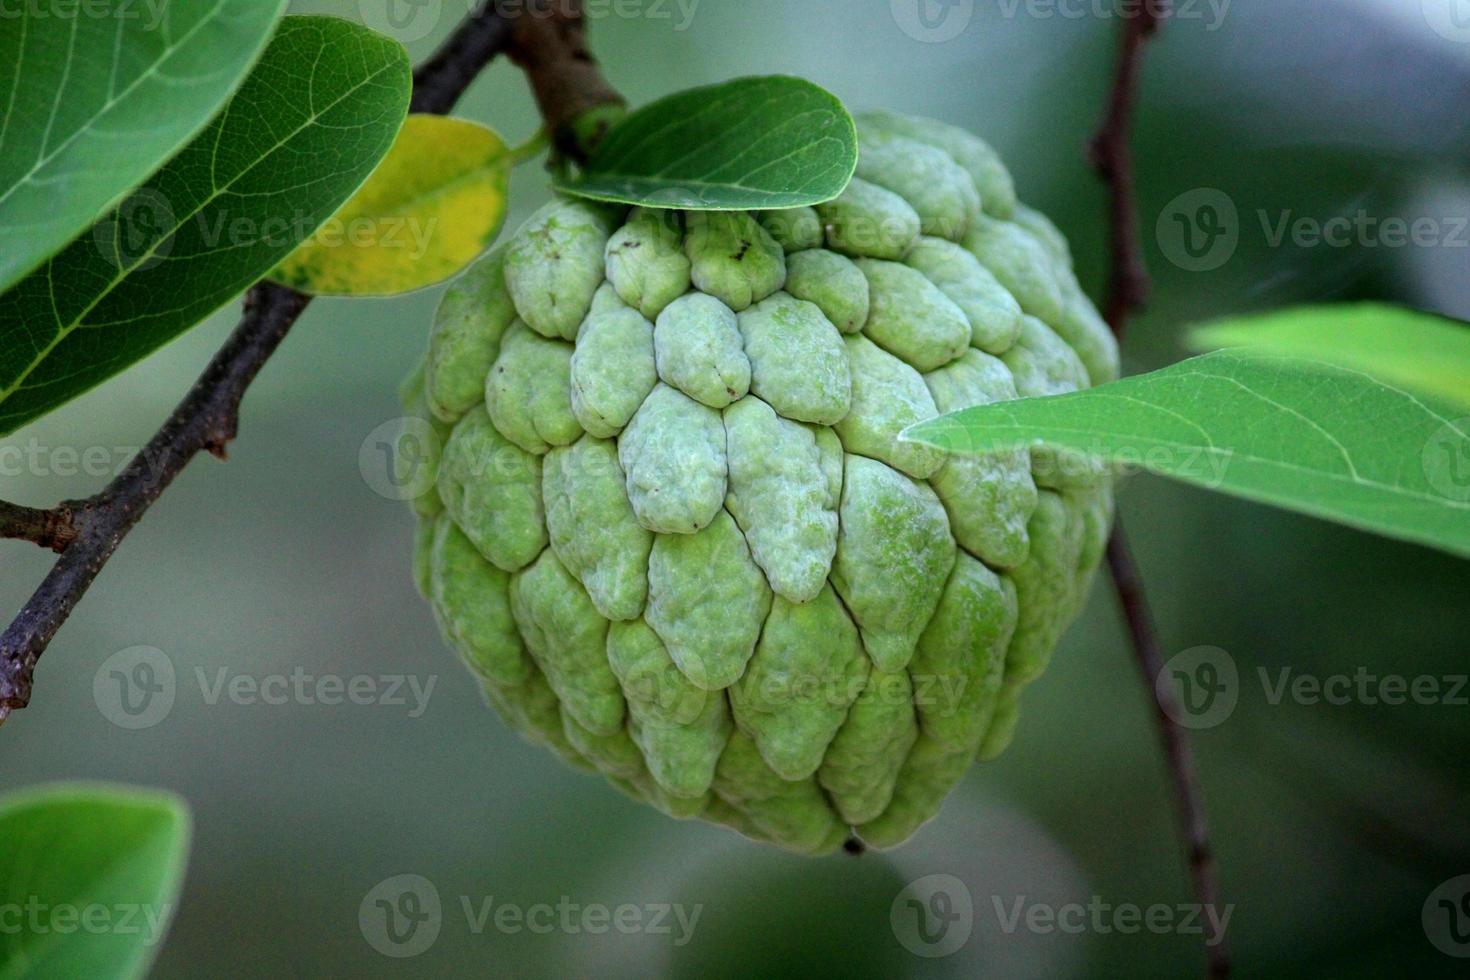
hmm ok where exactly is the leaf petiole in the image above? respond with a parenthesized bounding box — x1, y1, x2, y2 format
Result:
(510, 127, 552, 166)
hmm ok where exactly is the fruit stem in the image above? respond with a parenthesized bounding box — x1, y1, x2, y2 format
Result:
(502, 0, 626, 165)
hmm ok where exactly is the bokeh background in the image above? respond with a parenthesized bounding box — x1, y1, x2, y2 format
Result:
(4, 0, 1469, 976)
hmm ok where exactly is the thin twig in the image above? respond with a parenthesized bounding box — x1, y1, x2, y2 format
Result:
(1088, 8, 1162, 338)
(0, 0, 559, 722)
(410, 1, 514, 114)
(0, 500, 78, 553)
(1088, 5, 1230, 978)
(0, 284, 309, 722)
(1106, 529, 1230, 974)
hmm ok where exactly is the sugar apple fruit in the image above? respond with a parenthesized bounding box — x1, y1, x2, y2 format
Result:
(401, 110, 1117, 855)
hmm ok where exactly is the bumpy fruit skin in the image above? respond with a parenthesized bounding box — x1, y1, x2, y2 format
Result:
(404, 111, 1117, 855)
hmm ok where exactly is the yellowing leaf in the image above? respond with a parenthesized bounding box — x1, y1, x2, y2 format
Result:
(272, 115, 510, 296)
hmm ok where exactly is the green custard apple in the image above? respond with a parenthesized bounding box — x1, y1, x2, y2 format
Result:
(401, 110, 1117, 855)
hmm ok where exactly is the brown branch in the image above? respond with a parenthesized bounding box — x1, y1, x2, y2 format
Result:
(1106, 529, 1230, 976)
(410, 1, 513, 114)
(0, 500, 78, 553)
(503, 0, 626, 161)
(1087, 5, 1230, 978)
(0, 283, 309, 721)
(1088, 6, 1163, 337)
(0, 0, 565, 723)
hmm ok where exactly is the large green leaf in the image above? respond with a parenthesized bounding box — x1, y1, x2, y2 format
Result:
(0, 784, 191, 980)
(904, 350, 1470, 559)
(1190, 303, 1470, 411)
(556, 76, 857, 210)
(0, 16, 411, 436)
(0, 0, 288, 294)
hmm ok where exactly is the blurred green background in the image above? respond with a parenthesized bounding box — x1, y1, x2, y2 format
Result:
(4, 1, 1469, 976)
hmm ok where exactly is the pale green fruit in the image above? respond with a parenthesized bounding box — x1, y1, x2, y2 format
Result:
(405, 112, 1113, 855)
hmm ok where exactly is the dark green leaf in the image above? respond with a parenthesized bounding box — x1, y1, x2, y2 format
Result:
(0, 0, 288, 294)
(0, 784, 191, 980)
(1189, 302, 1470, 410)
(904, 349, 1470, 559)
(557, 76, 857, 210)
(0, 16, 411, 436)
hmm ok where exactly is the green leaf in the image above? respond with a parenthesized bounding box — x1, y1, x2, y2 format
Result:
(0, 16, 412, 437)
(904, 349, 1470, 560)
(271, 115, 511, 296)
(1189, 303, 1470, 411)
(0, 0, 288, 294)
(556, 76, 858, 210)
(0, 784, 191, 980)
